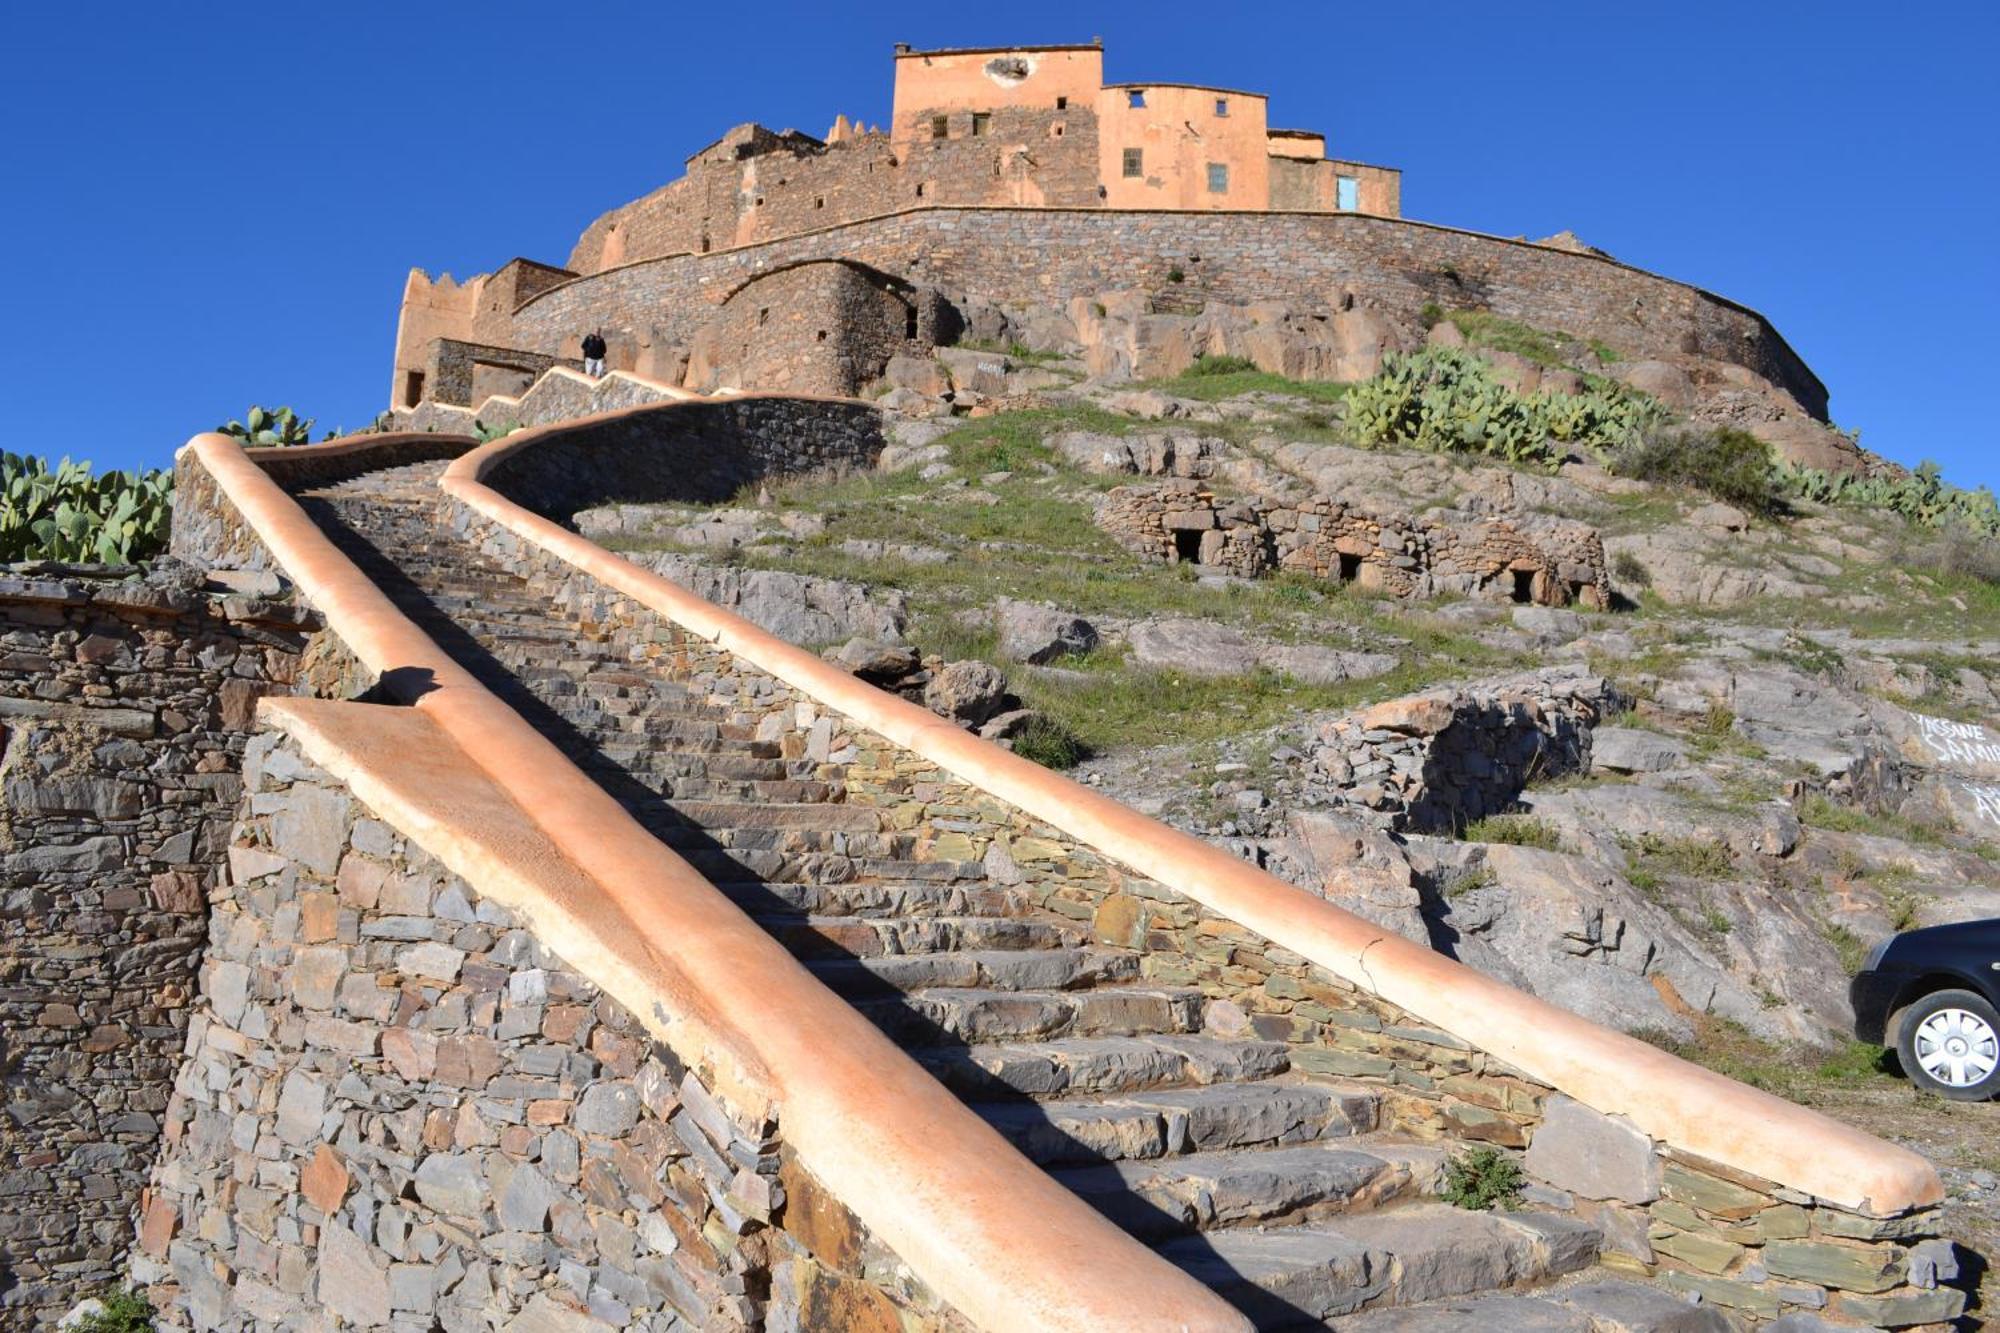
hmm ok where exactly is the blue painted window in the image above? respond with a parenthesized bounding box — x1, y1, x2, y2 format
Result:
(1337, 176, 1360, 211)
(1207, 163, 1229, 194)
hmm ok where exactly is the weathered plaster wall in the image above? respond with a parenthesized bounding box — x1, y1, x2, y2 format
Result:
(0, 573, 317, 1324)
(503, 208, 1828, 418)
(1097, 84, 1270, 210)
(135, 725, 957, 1331)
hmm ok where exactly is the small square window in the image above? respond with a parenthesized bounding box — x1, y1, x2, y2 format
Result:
(971, 112, 990, 137)
(1128, 90, 1146, 109)
(931, 115, 948, 140)
(814, 196, 825, 209)
(1122, 148, 1143, 178)
(1336, 176, 1360, 211)
(1214, 98, 1229, 117)
(1052, 124, 1064, 138)
(1206, 163, 1229, 194)
(1056, 96, 1068, 110)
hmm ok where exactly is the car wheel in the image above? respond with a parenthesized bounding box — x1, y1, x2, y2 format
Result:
(1896, 989, 2000, 1101)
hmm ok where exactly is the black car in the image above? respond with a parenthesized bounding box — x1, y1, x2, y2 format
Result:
(1851, 917, 2000, 1100)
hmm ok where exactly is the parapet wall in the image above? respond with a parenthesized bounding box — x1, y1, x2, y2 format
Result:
(501, 207, 1827, 419)
(138, 718, 957, 1330)
(0, 572, 317, 1322)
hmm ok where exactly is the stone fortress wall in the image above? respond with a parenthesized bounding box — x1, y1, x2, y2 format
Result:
(0, 571, 318, 1323)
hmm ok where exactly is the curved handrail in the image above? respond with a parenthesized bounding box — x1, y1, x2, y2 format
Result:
(441, 398, 1940, 1217)
(182, 429, 1251, 1333)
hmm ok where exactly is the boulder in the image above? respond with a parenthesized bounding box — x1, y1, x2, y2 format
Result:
(1511, 606, 1587, 645)
(826, 639, 920, 683)
(1127, 619, 1260, 676)
(1258, 645, 1398, 685)
(1609, 359, 1697, 412)
(883, 353, 951, 398)
(924, 661, 1012, 726)
(638, 554, 906, 645)
(994, 599, 1098, 664)
(1748, 416, 1869, 477)
(937, 346, 1010, 397)
(1590, 727, 1688, 775)
(1521, 1095, 1661, 1204)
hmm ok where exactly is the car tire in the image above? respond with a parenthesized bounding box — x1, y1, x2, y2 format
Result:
(1895, 989, 2000, 1101)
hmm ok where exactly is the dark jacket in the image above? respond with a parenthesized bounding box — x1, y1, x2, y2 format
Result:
(581, 334, 607, 360)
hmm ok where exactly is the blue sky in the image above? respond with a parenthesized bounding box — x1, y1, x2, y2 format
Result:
(2, 2, 1993, 490)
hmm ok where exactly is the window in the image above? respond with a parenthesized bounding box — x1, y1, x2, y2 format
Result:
(1214, 98, 1229, 117)
(1055, 96, 1068, 110)
(1206, 162, 1229, 194)
(915, 182, 926, 198)
(1336, 176, 1360, 211)
(971, 112, 990, 137)
(814, 196, 824, 209)
(931, 115, 948, 140)
(757, 308, 770, 327)
(1122, 147, 1143, 178)
(1127, 89, 1146, 108)
(402, 370, 425, 408)
(1051, 124, 1064, 138)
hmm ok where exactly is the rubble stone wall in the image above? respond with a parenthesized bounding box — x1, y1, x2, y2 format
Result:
(1096, 477, 1611, 609)
(445, 493, 1962, 1328)
(0, 573, 317, 1323)
(509, 208, 1826, 418)
(135, 727, 959, 1331)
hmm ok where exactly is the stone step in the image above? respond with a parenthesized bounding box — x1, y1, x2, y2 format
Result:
(1050, 1139, 1441, 1239)
(807, 947, 1138, 995)
(973, 1077, 1380, 1166)
(644, 827, 907, 861)
(1158, 1204, 1599, 1327)
(752, 913, 1083, 960)
(1324, 1278, 1732, 1331)
(854, 985, 1205, 1044)
(652, 801, 883, 834)
(675, 848, 984, 886)
(572, 750, 789, 781)
(917, 1034, 1292, 1098)
(716, 878, 1022, 920)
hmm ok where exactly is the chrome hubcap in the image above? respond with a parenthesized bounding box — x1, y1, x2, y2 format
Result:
(1913, 1009, 2000, 1087)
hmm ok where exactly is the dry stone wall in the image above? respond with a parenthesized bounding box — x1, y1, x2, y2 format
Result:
(507, 208, 1826, 418)
(136, 726, 958, 1332)
(444, 482, 1961, 1328)
(0, 570, 317, 1323)
(1096, 478, 1612, 609)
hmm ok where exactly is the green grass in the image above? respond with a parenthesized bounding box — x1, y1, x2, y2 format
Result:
(1441, 1146, 1525, 1210)
(1460, 814, 1563, 850)
(1138, 362, 1356, 405)
(955, 338, 1071, 366)
(1798, 794, 1948, 848)
(67, 1289, 154, 1333)
(1634, 1018, 1899, 1099)
(1621, 832, 1738, 880)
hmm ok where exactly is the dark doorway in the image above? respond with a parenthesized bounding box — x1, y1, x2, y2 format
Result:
(1173, 529, 1203, 562)
(1511, 569, 1536, 603)
(1338, 552, 1362, 582)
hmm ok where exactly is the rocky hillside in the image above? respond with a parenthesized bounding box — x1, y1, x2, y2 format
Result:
(578, 338, 2000, 1304)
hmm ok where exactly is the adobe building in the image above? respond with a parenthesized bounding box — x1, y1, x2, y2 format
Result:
(385, 37, 1835, 462)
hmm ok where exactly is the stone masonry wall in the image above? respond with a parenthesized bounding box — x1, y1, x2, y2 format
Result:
(508, 208, 1827, 419)
(447, 482, 1963, 1327)
(0, 571, 318, 1324)
(1096, 477, 1612, 610)
(135, 725, 959, 1331)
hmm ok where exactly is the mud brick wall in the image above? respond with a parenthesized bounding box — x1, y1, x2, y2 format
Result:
(452, 495, 1962, 1327)
(135, 726, 961, 1331)
(1095, 478, 1611, 609)
(509, 208, 1826, 418)
(0, 573, 317, 1323)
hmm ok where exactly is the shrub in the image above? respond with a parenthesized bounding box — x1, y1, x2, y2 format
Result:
(1609, 426, 1781, 515)
(1, 454, 174, 565)
(1611, 550, 1651, 588)
(1461, 813, 1562, 850)
(1010, 714, 1088, 770)
(1345, 347, 1662, 468)
(217, 405, 319, 447)
(1186, 354, 1257, 377)
(1441, 1146, 1523, 1211)
(69, 1288, 155, 1333)
(1774, 458, 2000, 539)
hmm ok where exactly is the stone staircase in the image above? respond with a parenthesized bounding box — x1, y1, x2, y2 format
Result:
(290, 462, 1714, 1331)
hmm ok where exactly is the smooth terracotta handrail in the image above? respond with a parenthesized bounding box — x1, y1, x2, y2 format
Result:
(182, 430, 1251, 1333)
(442, 401, 1941, 1217)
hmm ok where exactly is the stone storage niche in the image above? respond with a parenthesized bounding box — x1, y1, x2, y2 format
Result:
(0, 572, 317, 1323)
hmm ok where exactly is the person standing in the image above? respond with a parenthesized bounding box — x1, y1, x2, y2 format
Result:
(581, 329, 607, 378)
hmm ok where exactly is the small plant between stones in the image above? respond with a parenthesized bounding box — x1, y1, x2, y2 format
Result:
(68, 1288, 155, 1333)
(1440, 1146, 1525, 1211)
